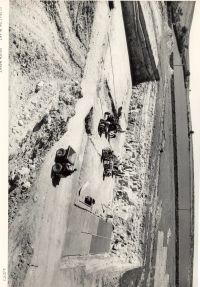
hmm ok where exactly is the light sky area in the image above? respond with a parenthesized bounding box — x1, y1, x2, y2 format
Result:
(189, 2, 200, 286)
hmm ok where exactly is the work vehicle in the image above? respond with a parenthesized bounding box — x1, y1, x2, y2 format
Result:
(98, 112, 124, 142)
(51, 146, 77, 179)
(84, 196, 95, 207)
(101, 148, 124, 179)
(101, 148, 115, 180)
(98, 119, 109, 137)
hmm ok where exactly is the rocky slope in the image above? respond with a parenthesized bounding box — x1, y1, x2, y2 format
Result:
(9, 1, 96, 286)
(111, 82, 158, 266)
(9, 0, 95, 223)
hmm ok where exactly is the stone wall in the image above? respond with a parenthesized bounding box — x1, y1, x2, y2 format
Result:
(111, 81, 158, 265)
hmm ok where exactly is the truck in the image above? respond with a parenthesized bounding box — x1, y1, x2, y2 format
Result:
(51, 146, 77, 180)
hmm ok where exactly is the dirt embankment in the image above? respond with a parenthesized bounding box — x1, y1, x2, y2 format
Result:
(9, 1, 95, 286)
(9, 0, 95, 223)
(110, 82, 158, 266)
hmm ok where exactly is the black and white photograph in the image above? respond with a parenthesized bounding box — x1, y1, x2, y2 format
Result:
(0, 1, 199, 286)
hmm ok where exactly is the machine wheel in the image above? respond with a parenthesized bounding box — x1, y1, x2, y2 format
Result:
(104, 112, 110, 120)
(117, 106, 122, 118)
(98, 124, 103, 137)
(101, 153, 103, 163)
(55, 148, 66, 163)
(52, 163, 63, 176)
(103, 172, 106, 181)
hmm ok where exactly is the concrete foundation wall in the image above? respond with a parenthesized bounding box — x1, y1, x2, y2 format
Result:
(121, 2, 160, 85)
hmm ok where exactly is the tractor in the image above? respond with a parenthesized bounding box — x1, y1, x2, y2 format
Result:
(51, 146, 77, 186)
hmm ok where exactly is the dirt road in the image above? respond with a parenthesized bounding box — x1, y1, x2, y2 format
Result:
(138, 31, 193, 287)
(151, 64, 176, 287)
(173, 32, 193, 287)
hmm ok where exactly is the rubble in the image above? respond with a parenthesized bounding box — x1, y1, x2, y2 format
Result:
(35, 81, 44, 93)
(110, 82, 158, 264)
(18, 120, 24, 126)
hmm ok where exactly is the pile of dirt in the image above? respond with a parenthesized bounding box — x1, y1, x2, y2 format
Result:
(9, 232, 33, 287)
(8, 0, 96, 224)
(110, 82, 158, 265)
